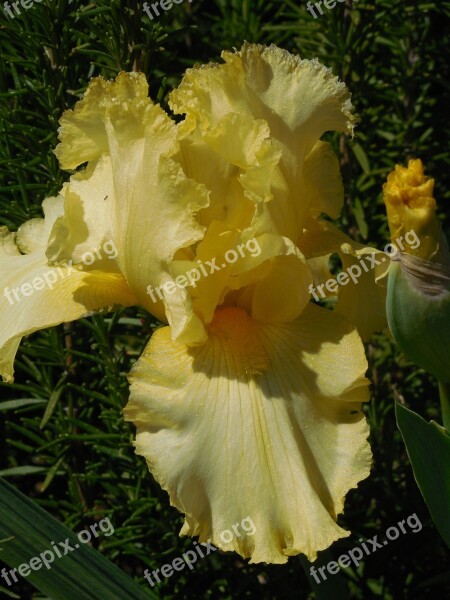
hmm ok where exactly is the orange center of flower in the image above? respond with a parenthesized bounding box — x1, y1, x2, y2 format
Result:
(208, 307, 270, 377)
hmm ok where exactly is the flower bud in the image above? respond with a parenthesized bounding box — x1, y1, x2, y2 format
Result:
(383, 159, 441, 260)
(384, 159, 450, 383)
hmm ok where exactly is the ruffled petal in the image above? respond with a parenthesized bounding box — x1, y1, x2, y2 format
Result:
(55, 72, 149, 170)
(174, 226, 312, 325)
(170, 43, 354, 240)
(175, 127, 250, 230)
(383, 158, 440, 260)
(53, 74, 210, 345)
(124, 303, 371, 563)
(106, 101, 209, 343)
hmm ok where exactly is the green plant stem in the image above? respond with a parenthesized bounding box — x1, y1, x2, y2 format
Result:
(438, 380, 450, 431)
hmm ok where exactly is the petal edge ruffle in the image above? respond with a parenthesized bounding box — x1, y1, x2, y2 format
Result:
(124, 304, 371, 563)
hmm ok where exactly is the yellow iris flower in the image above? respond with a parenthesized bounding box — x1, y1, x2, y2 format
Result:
(0, 44, 386, 563)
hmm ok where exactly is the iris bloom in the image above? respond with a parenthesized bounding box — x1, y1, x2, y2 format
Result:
(0, 44, 385, 563)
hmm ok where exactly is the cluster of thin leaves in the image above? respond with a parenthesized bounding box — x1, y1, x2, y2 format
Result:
(0, 1, 449, 598)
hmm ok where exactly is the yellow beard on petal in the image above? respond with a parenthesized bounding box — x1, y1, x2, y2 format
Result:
(207, 307, 270, 377)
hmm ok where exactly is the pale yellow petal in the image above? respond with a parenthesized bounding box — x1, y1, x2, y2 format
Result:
(0, 195, 136, 382)
(170, 43, 354, 240)
(303, 141, 344, 219)
(175, 127, 252, 229)
(307, 255, 334, 296)
(0, 339, 20, 383)
(335, 248, 388, 342)
(248, 253, 312, 322)
(175, 228, 311, 325)
(0, 227, 20, 256)
(52, 73, 210, 345)
(46, 156, 115, 265)
(170, 43, 354, 155)
(16, 196, 64, 254)
(125, 304, 371, 564)
(105, 100, 209, 344)
(55, 72, 149, 170)
(0, 253, 136, 382)
(299, 218, 388, 339)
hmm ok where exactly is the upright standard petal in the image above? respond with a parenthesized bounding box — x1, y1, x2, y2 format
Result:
(54, 72, 150, 170)
(165, 44, 354, 327)
(170, 43, 355, 241)
(53, 73, 210, 345)
(124, 304, 371, 563)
